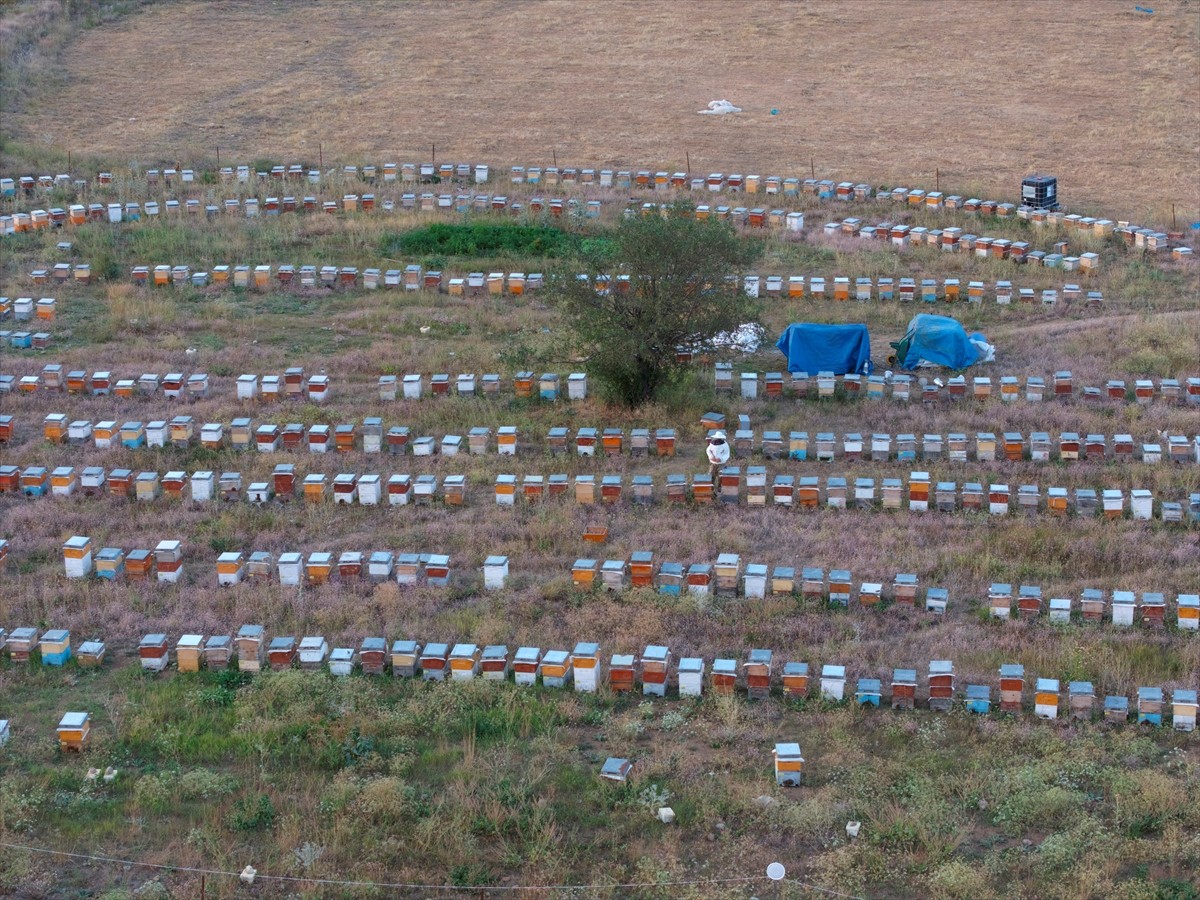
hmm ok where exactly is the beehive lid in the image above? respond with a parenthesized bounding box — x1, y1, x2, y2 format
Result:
(360, 637, 387, 653)
(64, 535, 90, 551)
(237, 624, 264, 639)
(330, 648, 354, 662)
(745, 563, 768, 578)
(1068, 681, 1094, 696)
(514, 646, 541, 664)
(205, 635, 231, 650)
(1019, 585, 1042, 598)
(482, 645, 507, 662)
(1104, 695, 1129, 711)
(895, 573, 917, 586)
(155, 539, 181, 553)
(278, 552, 302, 565)
(269, 637, 296, 651)
(217, 551, 243, 565)
(600, 757, 631, 780)
(927, 588, 948, 601)
(966, 685, 990, 701)
(930, 660, 953, 675)
(1138, 687, 1163, 702)
(999, 663, 1024, 677)
(747, 648, 773, 666)
(1036, 678, 1059, 692)
(58, 712, 89, 729)
(97, 547, 122, 562)
(1049, 598, 1071, 611)
(140, 633, 166, 647)
(177, 634, 203, 649)
(542, 649, 569, 666)
(308, 552, 332, 565)
(687, 563, 711, 576)
(391, 640, 420, 655)
(860, 582, 882, 594)
(893, 668, 917, 684)
(572, 642, 600, 657)
(821, 664, 846, 678)
(1174, 689, 1198, 704)
(451, 643, 478, 659)
(990, 583, 1012, 595)
(802, 567, 824, 581)
(42, 629, 69, 643)
(1179, 594, 1199, 608)
(858, 678, 882, 693)
(422, 642, 449, 658)
(77, 640, 105, 655)
(659, 562, 683, 577)
(774, 742, 802, 759)
(1112, 591, 1135, 605)
(713, 659, 737, 675)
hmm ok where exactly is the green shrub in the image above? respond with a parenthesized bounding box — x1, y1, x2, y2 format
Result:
(380, 222, 586, 259)
(228, 793, 275, 831)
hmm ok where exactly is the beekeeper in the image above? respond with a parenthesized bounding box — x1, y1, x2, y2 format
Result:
(706, 430, 730, 479)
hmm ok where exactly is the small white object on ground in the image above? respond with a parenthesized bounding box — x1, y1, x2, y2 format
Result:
(698, 99, 743, 115)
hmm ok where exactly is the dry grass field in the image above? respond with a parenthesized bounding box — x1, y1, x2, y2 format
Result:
(1, 2, 1199, 899)
(8, 0, 1200, 223)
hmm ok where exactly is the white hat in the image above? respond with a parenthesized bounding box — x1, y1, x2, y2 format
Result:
(709, 430, 726, 440)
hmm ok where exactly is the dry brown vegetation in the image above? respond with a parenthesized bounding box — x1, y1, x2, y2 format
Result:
(7, 0, 1200, 223)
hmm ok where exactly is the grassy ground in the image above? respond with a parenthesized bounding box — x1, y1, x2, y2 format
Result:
(1, 2, 1199, 898)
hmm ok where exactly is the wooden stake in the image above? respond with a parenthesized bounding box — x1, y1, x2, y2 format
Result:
(319, 143, 323, 169)
(936, 168, 940, 192)
(432, 142, 436, 165)
(686, 151, 691, 174)
(67, 150, 71, 171)
(1172, 204, 1177, 229)
(215, 146, 220, 168)
(553, 149, 557, 168)
(810, 157, 815, 179)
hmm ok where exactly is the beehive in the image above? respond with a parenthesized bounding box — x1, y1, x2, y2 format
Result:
(360, 638, 388, 676)
(1137, 687, 1164, 726)
(1173, 690, 1198, 732)
(380, 639, 417, 679)
(744, 649, 773, 700)
(137, 633, 169, 672)
(820, 664, 846, 702)
(57, 712, 91, 751)
(39, 629, 72, 666)
(999, 663, 1024, 712)
(62, 535, 93, 578)
(1067, 681, 1095, 721)
(538, 649, 572, 688)
(1177, 593, 1200, 631)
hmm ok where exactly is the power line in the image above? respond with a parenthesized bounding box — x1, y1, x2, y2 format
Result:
(0, 840, 864, 897)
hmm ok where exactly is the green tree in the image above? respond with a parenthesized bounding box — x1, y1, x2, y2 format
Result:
(550, 207, 763, 408)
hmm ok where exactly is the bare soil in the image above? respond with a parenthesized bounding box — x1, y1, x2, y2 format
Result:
(12, 0, 1200, 223)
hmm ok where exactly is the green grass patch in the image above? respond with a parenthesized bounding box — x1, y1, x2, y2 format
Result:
(381, 221, 593, 259)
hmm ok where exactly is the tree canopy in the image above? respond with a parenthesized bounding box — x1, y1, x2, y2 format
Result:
(550, 208, 763, 407)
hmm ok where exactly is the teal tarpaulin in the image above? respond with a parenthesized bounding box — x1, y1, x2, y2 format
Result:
(775, 323, 872, 375)
(892, 314, 987, 370)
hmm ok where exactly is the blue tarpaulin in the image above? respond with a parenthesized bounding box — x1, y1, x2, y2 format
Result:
(775, 323, 872, 375)
(893, 314, 986, 370)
